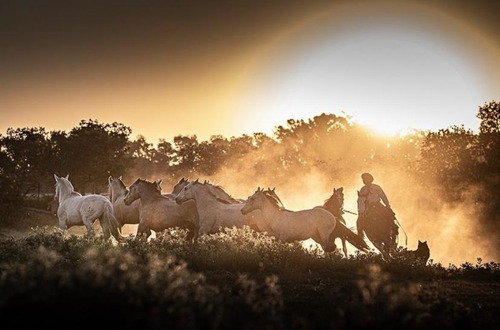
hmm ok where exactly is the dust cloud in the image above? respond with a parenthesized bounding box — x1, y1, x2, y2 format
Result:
(128, 121, 498, 265)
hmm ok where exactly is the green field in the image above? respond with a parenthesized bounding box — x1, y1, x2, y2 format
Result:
(0, 211, 499, 329)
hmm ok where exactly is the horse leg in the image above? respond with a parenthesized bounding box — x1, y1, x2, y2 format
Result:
(185, 227, 194, 242)
(82, 217, 95, 238)
(58, 214, 68, 230)
(99, 218, 110, 240)
(320, 231, 336, 253)
(321, 241, 336, 253)
(193, 227, 199, 244)
(341, 238, 348, 258)
(372, 241, 386, 258)
(356, 217, 365, 239)
(136, 221, 150, 239)
(198, 223, 212, 237)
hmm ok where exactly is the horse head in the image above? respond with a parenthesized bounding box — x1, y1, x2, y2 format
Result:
(241, 187, 265, 215)
(175, 181, 198, 204)
(323, 187, 344, 215)
(172, 178, 190, 195)
(54, 174, 73, 201)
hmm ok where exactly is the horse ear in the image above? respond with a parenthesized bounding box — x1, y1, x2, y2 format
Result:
(204, 180, 207, 184)
(418, 240, 422, 244)
(54, 174, 59, 182)
(65, 174, 69, 179)
(423, 241, 427, 244)
(357, 191, 360, 196)
(339, 187, 343, 192)
(272, 187, 275, 192)
(108, 176, 113, 184)
(195, 178, 199, 183)
(333, 188, 336, 193)
(157, 179, 163, 186)
(119, 176, 123, 180)
(257, 186, 261, 192)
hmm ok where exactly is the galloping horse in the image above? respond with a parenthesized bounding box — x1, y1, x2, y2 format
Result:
(357, 191, 398, 259)
(242, 188, 369, 253)
(318, 187, 350, 257)
(124, 178, 198, 240)
(162, 177, 190, 200)
(54, 174, 125, 241)
(175, 180, 253, 236)
(108, 176, 188, 230)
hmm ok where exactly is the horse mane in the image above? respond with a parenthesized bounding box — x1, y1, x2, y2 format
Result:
(116, 178, 127, 191)
(263, 190, 286, 211)
(203, 181, 242, 204)
(178, 177, 189, 184)
(110, 177, 128, 201)
(57, 177, 82, 197)
(322, 188, 344, 216)
(265, 188, 285, 208)
(135, 178, 161, 195)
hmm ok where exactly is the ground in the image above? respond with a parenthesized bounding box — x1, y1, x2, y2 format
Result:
(0, 209, 498, 329)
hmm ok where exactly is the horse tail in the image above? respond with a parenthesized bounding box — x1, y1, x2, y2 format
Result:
(103, 202, 127, 242)
(333, 220, 370, 252)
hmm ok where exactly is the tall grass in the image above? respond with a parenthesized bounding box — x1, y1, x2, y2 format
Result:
(0, 227, 498, 329)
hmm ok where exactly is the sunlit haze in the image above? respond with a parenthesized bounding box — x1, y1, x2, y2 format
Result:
(240, 1, 499, 136)
(0, 1, 499, 141)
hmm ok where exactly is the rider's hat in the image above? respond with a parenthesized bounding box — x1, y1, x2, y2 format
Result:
(361, 173, 374, 184)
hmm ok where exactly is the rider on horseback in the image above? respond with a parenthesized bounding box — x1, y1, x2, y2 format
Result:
(356, 173, 398, 241)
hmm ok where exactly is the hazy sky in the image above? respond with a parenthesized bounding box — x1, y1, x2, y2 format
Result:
(1, 0, 499, 141)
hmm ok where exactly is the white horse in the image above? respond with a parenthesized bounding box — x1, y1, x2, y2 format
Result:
(123, 178, 198, 240)
(175, 180, 256, 236)
(241, 188, 369, 253)
(108, 176, 165, 229)
(54, 174, 125, 241)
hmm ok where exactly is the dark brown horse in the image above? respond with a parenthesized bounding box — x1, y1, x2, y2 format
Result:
(357, 191, 398, 259)
(320, 187, 370, 257)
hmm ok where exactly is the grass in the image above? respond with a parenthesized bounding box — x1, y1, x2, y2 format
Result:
(0, 221, 499, 329)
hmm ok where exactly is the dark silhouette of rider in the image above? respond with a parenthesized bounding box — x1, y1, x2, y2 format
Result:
(357, 173, 397, 240)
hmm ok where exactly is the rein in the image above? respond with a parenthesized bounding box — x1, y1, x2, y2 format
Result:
(395, 217, 408, 246)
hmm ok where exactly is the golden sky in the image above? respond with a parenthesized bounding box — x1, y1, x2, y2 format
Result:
(1, 0, 499, 142)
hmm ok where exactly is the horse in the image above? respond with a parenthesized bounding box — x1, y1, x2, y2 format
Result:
(357, 191, 398, 259)
(53, 174, 125, 242)
(108, 176, 188, 230)
(123, 178, 198, 240)
(241, 188, 369, 254)
(162, 177, 190, 200)
(175, 180, 253, 236)
(318, 187, 350, 257)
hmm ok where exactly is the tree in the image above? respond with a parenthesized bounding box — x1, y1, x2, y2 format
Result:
(0, 127, 53, 197)
(477, 101, 500, 173)
(478, 101, 500, 134)
(52, 120, 132, 193)
(419, 126, 479, 199)
(172, 135, 200, 175)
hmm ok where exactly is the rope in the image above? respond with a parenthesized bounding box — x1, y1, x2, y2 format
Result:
(395, 217, 408, 246)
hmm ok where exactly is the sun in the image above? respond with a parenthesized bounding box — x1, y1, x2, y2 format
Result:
(238, 1, 497, 136)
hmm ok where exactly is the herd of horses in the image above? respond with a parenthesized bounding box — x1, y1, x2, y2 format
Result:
(53, 174, 419, 259)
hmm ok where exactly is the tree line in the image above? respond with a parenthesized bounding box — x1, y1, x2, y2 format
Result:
(1, 102, 499, 226)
